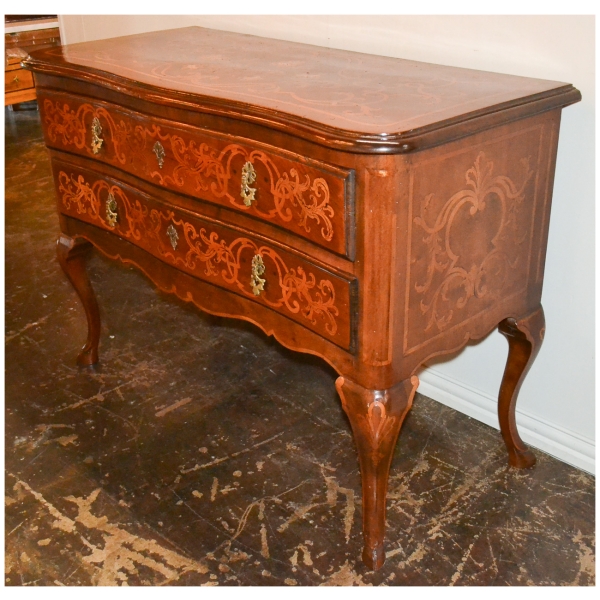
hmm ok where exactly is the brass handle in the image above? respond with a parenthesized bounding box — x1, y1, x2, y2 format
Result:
(153, 141, 165, 169)
(105, 192, 118, 227)
(250, 254, 266, 296)
(91, 117, 103, 155)
(13, 75, 19, 84)
(241, 161, 257, 206)
(166, 223, 178, 250)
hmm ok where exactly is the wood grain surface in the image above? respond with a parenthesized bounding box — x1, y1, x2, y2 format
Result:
(25, 27, 580, 152)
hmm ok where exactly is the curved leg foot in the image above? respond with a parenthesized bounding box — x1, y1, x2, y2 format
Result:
(498, 306, 545, 468)
(336, 375, 419, 571)
(56, 234, 101, 366)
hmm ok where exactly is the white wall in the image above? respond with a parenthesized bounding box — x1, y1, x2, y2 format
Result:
(58, 15, 595, 473)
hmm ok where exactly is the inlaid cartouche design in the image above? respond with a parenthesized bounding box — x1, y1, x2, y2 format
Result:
(405, 127, 543, 355)
(57, 169, 348, 345)
(40, 94, 352, 256)
(413, 151, 534, 333)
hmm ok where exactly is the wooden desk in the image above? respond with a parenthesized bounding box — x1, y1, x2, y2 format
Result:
(24, 27, 580, 570)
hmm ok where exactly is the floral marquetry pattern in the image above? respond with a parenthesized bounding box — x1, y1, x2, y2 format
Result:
(57, 171, 340, 337)
(412, 151, 534, 333)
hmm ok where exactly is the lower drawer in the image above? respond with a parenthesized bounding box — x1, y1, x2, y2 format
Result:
(52, 159, 357, 350)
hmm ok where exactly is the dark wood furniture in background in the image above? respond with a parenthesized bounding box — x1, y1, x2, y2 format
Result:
(5, 15, 60, 106)
(24, 27, 580, 571)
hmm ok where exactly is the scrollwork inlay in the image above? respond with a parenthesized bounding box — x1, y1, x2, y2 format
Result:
(413, 151, 533, 332)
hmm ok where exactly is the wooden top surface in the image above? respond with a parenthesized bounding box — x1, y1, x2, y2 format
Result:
(26, 27, 580, 152)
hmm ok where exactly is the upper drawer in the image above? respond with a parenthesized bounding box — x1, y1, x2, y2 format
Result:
(38, 90, 355, 258)
(5, 68, 34, 93)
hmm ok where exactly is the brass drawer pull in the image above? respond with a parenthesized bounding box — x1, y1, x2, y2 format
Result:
(153, 141, 165, 168)
(241, 161, 257, 206)
(91, 117, 103, 155)
(250, 254, 266, 296)
(13, 75, 19, 84)
(166, 223, 178, 250)
(105, 192, 118, 227)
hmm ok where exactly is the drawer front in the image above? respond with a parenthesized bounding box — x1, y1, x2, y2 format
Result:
(39, 90, 355, 258)
(52, 159, 356, 350)
(5, 68, 34, 93)
(5, 27, 61, 54)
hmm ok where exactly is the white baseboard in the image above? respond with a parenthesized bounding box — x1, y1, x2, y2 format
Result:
(418, 368, 595, 475)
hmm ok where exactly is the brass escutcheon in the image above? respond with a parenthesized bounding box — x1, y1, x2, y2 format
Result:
(240, 161, 257, 206)
(91, 117, 103, 155)
(153, 141, 165, 169)
(166, 223, 178, 250)
(250, 254, 266, 296)
(13, 75, 19, 84)
(105, 192, 118, 227)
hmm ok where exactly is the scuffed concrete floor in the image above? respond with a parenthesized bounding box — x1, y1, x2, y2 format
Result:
(5, 105, 595, 586)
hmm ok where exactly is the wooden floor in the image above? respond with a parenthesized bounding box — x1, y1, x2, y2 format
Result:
(5, 105, 596, 586)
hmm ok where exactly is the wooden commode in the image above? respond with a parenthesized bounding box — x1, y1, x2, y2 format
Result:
(24, 27, 580, 570)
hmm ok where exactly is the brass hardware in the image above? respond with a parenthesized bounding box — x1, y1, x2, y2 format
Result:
(153, 141, 165, 168)
(166, 224, 178, 250)
(250, 254, 266, 296)
(105, 192, 118, 227)
(91, 117, 103, 154)
(240, 161, 257, 206)
(13, 75, 19, 84)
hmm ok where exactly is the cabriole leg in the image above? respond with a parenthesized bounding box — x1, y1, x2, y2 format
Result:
(336, 375, 419, 571)
(56, 234, 101, 366)
(497, 305, 545, 468)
